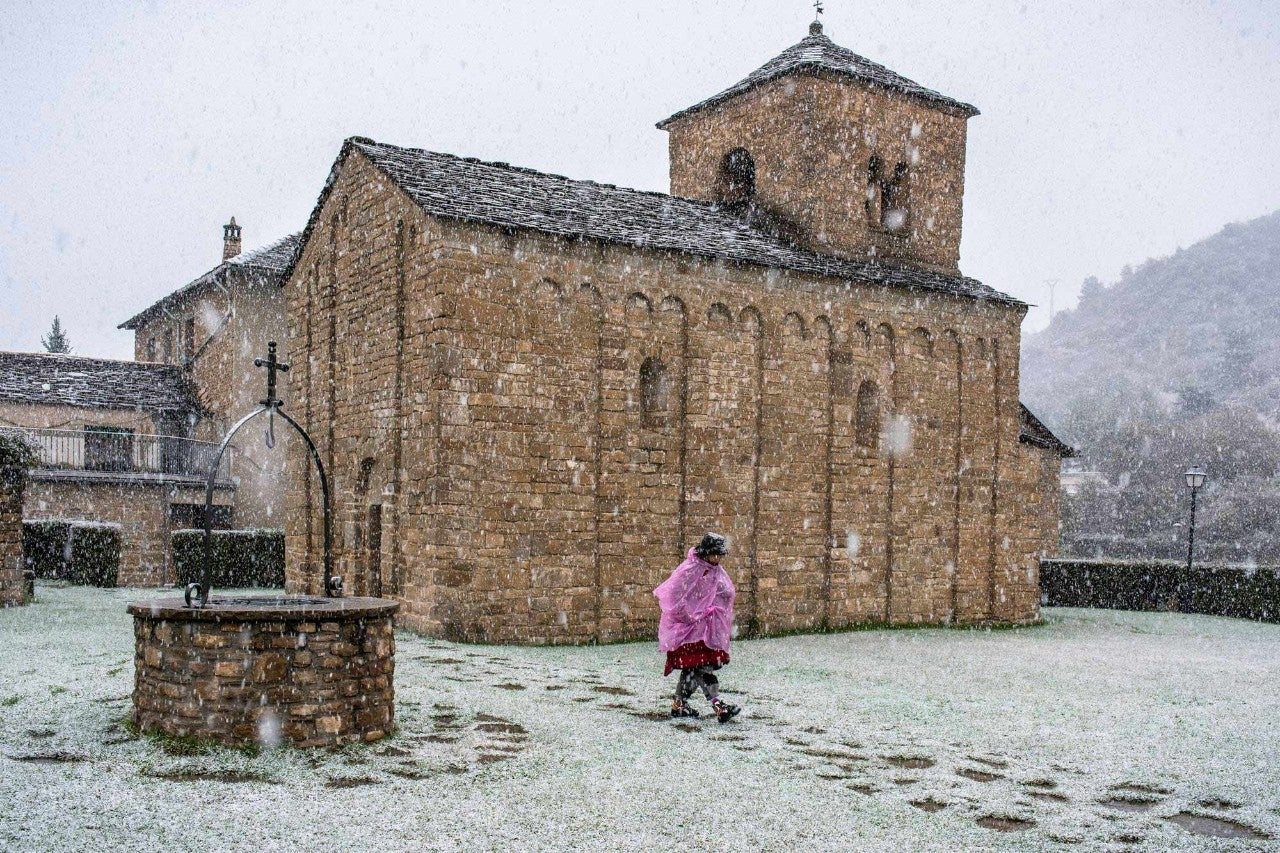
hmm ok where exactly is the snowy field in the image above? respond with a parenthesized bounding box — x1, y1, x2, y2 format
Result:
(2, 585, 1279, 852)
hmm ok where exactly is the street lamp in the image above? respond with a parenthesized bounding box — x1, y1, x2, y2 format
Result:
(1183, 467, 1207, 571)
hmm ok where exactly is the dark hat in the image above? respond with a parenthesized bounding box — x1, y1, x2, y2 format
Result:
(695, 532, 729, 557)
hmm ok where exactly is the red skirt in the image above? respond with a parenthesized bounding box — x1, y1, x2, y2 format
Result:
(663, 641, 730, 676)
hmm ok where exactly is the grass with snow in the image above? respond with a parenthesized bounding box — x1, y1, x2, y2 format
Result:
(2, 584, 1279, 851)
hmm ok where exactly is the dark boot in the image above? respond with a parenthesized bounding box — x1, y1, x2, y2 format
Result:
(711, 697, 740, 723)
(670, 699, 700, 719)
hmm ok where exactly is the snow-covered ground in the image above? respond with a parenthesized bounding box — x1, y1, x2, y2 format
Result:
(2, 585, 1278, 852)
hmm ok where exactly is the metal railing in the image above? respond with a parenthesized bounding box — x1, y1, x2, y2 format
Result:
(0, 426, 231, 481)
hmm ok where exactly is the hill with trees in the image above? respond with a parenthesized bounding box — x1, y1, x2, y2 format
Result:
(1021, 210, 1280, 562)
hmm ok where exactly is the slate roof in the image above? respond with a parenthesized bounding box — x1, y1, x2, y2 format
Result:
(1019, 404, 1076, 458)
(119, 233, 301, 330)
(657, 23, 978, 129)
(289, 137, 1018, 306)
(0, 352, 200, 413)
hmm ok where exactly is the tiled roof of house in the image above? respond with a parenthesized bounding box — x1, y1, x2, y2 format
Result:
(657, 23, 978, 129)
(119, 233, 301, 330)
(1019, 403, 1076, 458)
(287, 137, 1017, 306)
(0, 351, 200, 413)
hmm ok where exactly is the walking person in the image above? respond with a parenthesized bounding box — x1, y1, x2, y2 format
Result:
(654, 532, 741, 723)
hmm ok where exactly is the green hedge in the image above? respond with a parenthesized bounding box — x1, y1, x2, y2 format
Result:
(173, 528, 285, 589)
(1041, 558, 1280, 623)
(69, 524, 120, 587)
(22, 520, 120, 587)
(23, 520, 69, 579)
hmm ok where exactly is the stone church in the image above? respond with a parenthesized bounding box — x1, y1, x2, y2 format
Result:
(282, 22, 1072, 643)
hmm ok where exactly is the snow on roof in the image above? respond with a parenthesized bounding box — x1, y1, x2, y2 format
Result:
(1019, 403, 1076, 457)
(0, 351, 200, 412)
(286, 137, 1016, 306)
(118, 233, 301, 330)
(658, 22, 979, 129)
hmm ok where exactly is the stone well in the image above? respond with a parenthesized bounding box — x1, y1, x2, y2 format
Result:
(129, 596, 398, 748)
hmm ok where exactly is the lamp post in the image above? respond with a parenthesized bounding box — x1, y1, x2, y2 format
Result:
(1183, 467, 1207, 571)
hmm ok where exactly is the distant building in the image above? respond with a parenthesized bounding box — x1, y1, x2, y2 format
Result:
(119, 222, 300, 529)
(281, 22, 1074, 642)
(0, 351, 231, 584)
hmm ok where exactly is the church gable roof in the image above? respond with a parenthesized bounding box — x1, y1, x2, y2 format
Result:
(0, 351, 201, 413)
(657, 23, 979, 129)
(290, 136, 1016, 306)
(119, 233, 301, 330)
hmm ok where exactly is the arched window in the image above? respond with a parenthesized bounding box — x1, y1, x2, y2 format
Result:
(639, 357, 671, 427)
(866, 157, 909, 231)
(880, 162, 909, 231)
(721, 148, 756, 204)
(856, 380, 880, 449)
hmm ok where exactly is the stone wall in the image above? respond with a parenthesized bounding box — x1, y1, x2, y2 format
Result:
(24, 478, 232, 586)
(0, 459, 25, 606)
(284, 149, 1043, 645)
(130, 598, 396, 747)
(665, 72, 970, 273)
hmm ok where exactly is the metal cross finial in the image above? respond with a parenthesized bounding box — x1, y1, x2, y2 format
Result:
(253, 340, 290, 407)
(814, 0, 824, 18)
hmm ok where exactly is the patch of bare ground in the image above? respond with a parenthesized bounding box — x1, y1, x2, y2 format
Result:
(1022, 778, 1057, 789)
(590, 685, 634, 696)
(1197, 798, 1240, 810)
(976, 816, 1035, 832)
(1165, 812, 1272, 840)
(1030, 791, 1069, 803)
(494, 683, 526, 691)
(885, 756, 935, 769)
(475, 722, 527, 736)
(848, 784, 876, 796)
(1110, 781, 1170, 795)
(910, 799, 947, 813)
(544, 685, 567, 691)
(671, 722, 701, 733)
(142, 768, 274, 784)
(957, 768, 1003, 782)
(325, 776, 380, 788)
(1099, 797, 1158, 813)
(892, 778, 917, 786)
(7, 751, 87, 764)
(377, 745, 411, 757)
(967, 755, 1008, 768)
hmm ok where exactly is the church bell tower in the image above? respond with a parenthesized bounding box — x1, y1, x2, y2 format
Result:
(658, 21, 978, 274)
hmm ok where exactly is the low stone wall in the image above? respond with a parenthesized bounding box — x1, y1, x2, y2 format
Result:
(129, 596, 398, 747)
(0, 460, 26, 606)
(0, 433, 33, 606)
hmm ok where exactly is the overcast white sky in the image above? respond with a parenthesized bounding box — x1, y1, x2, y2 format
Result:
(1, 0, 1277, 359)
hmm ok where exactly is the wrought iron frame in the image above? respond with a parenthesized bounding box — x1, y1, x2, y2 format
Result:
(185, 342, 338, 607)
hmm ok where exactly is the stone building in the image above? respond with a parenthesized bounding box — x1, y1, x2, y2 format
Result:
(282, 23, 1071, 643)
(120, 223, 300, 528)
(0, 352, 232, 584)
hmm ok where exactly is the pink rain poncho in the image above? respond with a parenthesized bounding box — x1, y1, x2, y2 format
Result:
(654, 548, 736, 653)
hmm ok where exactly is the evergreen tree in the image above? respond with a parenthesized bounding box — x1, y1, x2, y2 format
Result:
(41, 316, 72, 353)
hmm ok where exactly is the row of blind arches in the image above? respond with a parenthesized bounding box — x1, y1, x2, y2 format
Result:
(638, 355, 884, 450)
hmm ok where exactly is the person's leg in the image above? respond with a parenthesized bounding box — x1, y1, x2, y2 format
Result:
(672, 669, 699, 717)
(676, 669, 697, 701)
(693, 665, 719, 701)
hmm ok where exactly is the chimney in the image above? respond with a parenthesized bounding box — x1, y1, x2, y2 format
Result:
(222, 216, 242, 261)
